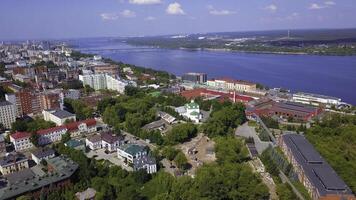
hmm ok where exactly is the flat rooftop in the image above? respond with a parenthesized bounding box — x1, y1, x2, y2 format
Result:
(281, 133, 353, 197)
(294, 92, 341, 101)
(0, 156, 78, 199)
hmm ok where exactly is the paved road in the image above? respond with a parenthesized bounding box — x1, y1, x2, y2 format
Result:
(235, 123, 273, 155)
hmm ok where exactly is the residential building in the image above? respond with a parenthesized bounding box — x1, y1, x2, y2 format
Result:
(117, 144, 156, 174)
(10, 89, 42, 116)
(158, 111, 176, 124)
(10, 132, 34, 151)
(66, 119, 97, 137)
(182, 72, 207, 83)
(292, 92, 342, 107)
(0, 153, 29, 175)
(101, 132, 123, 152)
(206, 78, 257, 92)
(79, 73, 134, 94)
(63, 89, 80, 100)
(85, 134, 102, 150)
(5, 93, 21, 116)
(133, 155, 157, 174)
(40, 90, 61, 110)
(117, 144, 148, 164)
(13, 74, 31, 83)
(93, 64, 119, 76)
(42, 109, 76, 125)
(0, 101, 16, 129)
(0, 135, 6, 154)
(31, 148, 56, 164)
(37, 126, 67, 146)
(279, 133, 354, 200)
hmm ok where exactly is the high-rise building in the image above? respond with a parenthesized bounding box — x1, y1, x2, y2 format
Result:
(182, 72, 207, 83)
(79, 74, 133, 94)
(40, 90, 61, 111)
(0, 101, 16, 129)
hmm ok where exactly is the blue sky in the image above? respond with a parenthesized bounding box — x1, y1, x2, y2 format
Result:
(0, 0, 356, 40)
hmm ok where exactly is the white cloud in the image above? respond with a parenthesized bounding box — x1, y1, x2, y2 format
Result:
(120, 9, 136, 18)
(309, 3, 326, 10)
(100, 13, 119, 20)
(144, 16, 156, 21)
(208, 5, 236, 16)
(166, 2, 185, 15)
(324, 1, 336, 6)
(309, 1, 335, 10)
(265, 4, 278, 12)
(129, 0, 161, 5)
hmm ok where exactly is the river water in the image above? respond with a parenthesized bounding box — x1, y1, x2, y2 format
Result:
(70, 38, 356, 104)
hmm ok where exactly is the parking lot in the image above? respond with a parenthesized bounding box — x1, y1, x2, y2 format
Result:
(86, 148, 132, 171)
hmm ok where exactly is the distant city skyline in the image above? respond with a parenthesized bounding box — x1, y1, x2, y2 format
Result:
(1, 0, 356, 40)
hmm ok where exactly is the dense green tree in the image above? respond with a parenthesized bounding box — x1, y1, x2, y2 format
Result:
(165, 123, 197, 144)
(174, 152, 188, 170)
(64, 99, 93, 120)
(215, 136, 249, 164)
(162, 146, 179, 161)
(203, 103, 246, 137)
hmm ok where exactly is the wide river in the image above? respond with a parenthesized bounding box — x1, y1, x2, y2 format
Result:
(70, 38, 356, 104)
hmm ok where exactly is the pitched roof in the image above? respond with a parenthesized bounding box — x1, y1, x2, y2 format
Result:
(0, 153, 28, 167)
(119, 144, 147, 155)
(32, 148, 55, 159)
(281, 133, 353, 196)
(87, 134, 102, 143)
(37, 126, 66, 135)
(65, 119, 96, 132)
(101, 132, 123, 144)
(10, 132, 31, 140)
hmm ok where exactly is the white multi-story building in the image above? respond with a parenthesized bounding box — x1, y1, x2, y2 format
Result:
(79, 74, 134, 94)
(292, 92, 342, 107)
(31, 148, 56, 164)
(66, 119, 97, 137)
(85, 134, 102, 150)
(206, 78, 257, 93)
(0, 101, 16, 129)
(117, 144, 156, 174)
(42, 109, 76, 126)
(37, 126, 68, 146)
(101, 132, 123, 152)
(10, 132, 34, 151)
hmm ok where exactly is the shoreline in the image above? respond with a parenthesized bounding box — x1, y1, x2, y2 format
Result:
(124, 43, 356, 57)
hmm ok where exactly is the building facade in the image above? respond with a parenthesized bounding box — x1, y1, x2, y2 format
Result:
(292, 92, 342, 108)
(42, 109, 76, 125)
(207, 78, 257, 93)
(10, 132, 34, 151)
(0, 101, 16, 129)
(0, 153, 29, 175)
(279, 133, 354, 200)
(182, 72, 207, 83)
